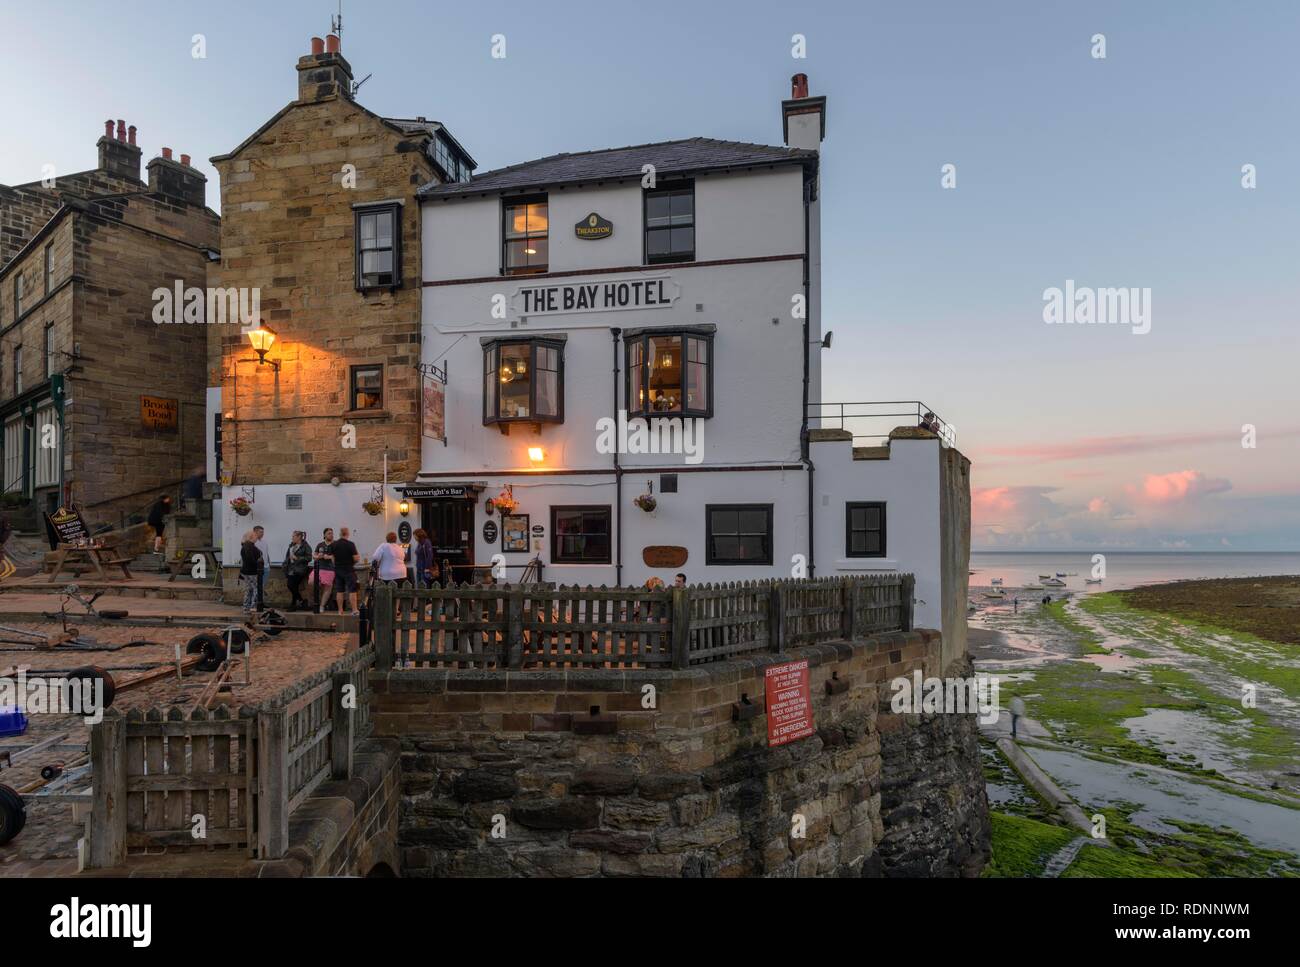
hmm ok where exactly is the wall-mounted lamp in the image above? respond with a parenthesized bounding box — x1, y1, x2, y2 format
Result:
(398, 498, 411, 516)
(528, 446, 544, 464)
(246, 322, 280, 370)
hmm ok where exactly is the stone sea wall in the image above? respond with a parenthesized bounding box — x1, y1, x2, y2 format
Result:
(370, 629, 990, 877)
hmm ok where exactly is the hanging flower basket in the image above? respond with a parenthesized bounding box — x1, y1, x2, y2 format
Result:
(633, 493, 657, 513)
(229, 497, 252, 517)
(644, 576, 665, 591)
(494, 487, 518, 516)
(362, 500, 384, 516)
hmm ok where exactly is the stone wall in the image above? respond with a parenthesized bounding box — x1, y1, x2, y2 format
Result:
(209, 82, 434, 488)
(371, 628, 988, 877)
(874, 659, 990, 877)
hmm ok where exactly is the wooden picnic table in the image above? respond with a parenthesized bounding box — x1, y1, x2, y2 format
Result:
(166, 545, 223, 587)
(46, 543, 133, 583)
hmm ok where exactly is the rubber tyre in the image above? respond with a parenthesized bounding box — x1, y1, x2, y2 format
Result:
(0, 784, 26, 846)
(185, 633, 227, 672)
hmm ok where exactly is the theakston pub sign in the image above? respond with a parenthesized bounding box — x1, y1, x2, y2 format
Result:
(517, 276, 679, 317)
(574, 212, 613, 240)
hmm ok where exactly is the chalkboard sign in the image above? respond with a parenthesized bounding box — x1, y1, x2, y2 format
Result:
(45, 506, 91, 550)
(482, 520, 498, 543)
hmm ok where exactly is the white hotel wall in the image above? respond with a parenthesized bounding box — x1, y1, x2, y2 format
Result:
(217, 481, 410, 567)
(810, 437, 943, 632)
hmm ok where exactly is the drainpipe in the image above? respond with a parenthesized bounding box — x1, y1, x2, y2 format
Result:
(611, 327, 623, 586)
(800, 177, 815, 577)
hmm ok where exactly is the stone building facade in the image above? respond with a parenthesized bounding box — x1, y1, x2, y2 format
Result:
(208, 34, 474, 579)
(0, 122, 219, 527)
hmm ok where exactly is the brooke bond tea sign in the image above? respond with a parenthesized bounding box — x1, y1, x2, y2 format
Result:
(765, 660, 814, 747)
(141, 395, 178, 431)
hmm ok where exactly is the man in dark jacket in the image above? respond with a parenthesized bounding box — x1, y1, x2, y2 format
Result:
(239, 530, 263, 615)
(147, 495, 172, 556)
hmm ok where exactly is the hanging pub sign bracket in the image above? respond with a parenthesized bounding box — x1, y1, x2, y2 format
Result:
(417, 360, 449, 447)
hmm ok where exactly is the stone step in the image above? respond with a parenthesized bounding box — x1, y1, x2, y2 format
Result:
(0, 579, 225, 601)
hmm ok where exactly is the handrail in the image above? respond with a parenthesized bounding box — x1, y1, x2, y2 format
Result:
(807, 400, 955, 448)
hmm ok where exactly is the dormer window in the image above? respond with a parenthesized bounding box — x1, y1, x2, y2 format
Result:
(483, 337, 564, 427)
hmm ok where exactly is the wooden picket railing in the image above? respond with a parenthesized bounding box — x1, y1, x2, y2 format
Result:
(87, 645, 375, 868)
(374, 575, 915, 671)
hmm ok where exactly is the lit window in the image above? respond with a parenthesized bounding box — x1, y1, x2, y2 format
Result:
(503, 196, 548, 275)
(625, 330, 711, 417)
(354, 204, 401, 289)
(483, 338, 563, 425)
(350, 365, 383, 410)
(645, 181, 695, 264)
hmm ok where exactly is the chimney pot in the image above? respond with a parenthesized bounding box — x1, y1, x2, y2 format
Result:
(104, 120, 114, 139)
(311, 36, 324, 55)
(128, 125, 137, 146)
(325, 33, 340, 54)
(116, 120, 126, 141)
(791, 73, 809, 99)
(162, 147, 173, 160)
(180, 153, 191, 167)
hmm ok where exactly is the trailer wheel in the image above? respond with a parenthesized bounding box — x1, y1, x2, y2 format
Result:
(185, 633, 227, 672)
(260, 609, 288, 636)
(0, 784, 25, 846)
(221, 627, 251, 656)
(67, 666, 116, 709)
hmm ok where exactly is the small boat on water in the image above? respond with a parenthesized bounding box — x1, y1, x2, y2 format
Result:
(1025, 583, 1044, 590)
(1038, 574, 1053, 581)
(991, 578, 1003, 585)
(982, 589, 1007, 599)
(1086, 578, 1103, 585)
(1043, 577, 1066, 587)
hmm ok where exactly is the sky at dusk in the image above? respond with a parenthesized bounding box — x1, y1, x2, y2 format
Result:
(2, 0, 1296, 550)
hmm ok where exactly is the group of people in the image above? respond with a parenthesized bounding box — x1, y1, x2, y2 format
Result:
(237, 526, 442, 617)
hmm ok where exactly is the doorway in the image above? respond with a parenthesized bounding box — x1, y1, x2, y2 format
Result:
(421, 498, 475, 583)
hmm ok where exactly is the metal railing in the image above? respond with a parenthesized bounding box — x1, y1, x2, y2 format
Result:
(808, 400, 955, 448)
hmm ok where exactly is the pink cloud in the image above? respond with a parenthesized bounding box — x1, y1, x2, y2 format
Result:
(1126, 470, 1231, 504)
(981, 426, 1300, 466)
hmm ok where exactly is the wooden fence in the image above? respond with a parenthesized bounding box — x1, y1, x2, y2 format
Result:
(87, 645, 375, 868)
(375, 574, 914, 671)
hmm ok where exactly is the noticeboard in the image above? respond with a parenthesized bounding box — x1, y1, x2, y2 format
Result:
(765, 660, 814, 747)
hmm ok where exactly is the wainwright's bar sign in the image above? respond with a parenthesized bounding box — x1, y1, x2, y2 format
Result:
(517, 276, 679, 316)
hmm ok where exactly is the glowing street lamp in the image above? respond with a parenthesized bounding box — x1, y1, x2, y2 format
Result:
(399, 498, 411, 516)
(528, 447, 544, 465)
(246, 322, 279, 370)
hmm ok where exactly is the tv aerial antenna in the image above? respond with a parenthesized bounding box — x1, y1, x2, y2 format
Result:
(331, 2, 372, 96)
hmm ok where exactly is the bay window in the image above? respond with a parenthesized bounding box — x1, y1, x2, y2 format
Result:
(483, 337, 564, 426)
(625, 328, 712, 418)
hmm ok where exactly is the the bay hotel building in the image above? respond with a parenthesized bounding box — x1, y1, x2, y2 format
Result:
(211, 39, 968, 645)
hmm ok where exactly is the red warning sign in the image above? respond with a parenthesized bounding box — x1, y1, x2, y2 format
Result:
(765, 660, 814, 747)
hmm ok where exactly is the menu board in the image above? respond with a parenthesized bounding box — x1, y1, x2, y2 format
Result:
(45, 506, 91, 549)
(765, 660, 814, 747)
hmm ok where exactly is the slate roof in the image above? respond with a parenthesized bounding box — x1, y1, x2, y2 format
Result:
(419, 137, 816, 199)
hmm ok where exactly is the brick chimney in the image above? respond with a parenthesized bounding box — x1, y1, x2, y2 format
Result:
(296, 34, 353, 102)
(147, 150, 207, 207)
(96, 118, 143, 181)
(781, 74, 827, 152)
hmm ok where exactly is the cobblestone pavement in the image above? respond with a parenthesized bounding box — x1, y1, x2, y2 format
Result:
(1, 618, 355, 874)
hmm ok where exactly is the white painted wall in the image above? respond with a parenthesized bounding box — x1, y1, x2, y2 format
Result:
(810, 436, 943, 631)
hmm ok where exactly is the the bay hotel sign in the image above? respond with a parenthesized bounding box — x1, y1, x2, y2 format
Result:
(516, 276, 680, 317)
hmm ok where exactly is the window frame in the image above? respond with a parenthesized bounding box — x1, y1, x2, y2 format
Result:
(845, 501, 887, 559)
(550, 505, 612, 565)
(44, 244, 54, 295)
(13, 345, 21, 396)
(643, 180, 696, 265)
(349, 364, 384, 412)
(14, 274, 24, 321)
(624, 328, 713, 419)
(44, 324, 54, 379)
(353, 203, 402, 292)
(482, 337, 565, 426)
(501, 193, 549, 276)
(705, 503, 774, 566)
